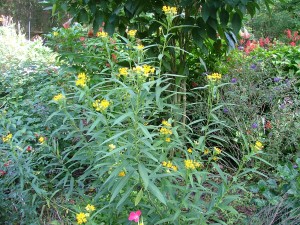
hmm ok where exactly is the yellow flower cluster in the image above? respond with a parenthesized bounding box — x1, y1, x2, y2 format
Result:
(93, 99, 110, 112)
(132, 65, 155, 77)
(214, 147, 222, 154)
(85, 204, 96, 212)
(137, 44, 144, 50)
(165, 137, 171, 142)
(204, 149, 210, 155)
(160, 127, 172, 135)
(118, 171, 126, 177)
(254, 141, 263, 151)
(53, 93, 65, 101)
(212, 156, 219, 161)
(162, 161, 178, 171)
(38, 136, 45, 144)
(108, 144, 116, 151)
(207, 73, 222, 81)
(119, 67, 129, 77)
(76, 204, 96, 224)
(2, 133, 12, 143)
(160, 119, 172, 142)
(127, 29, 137, 37)
(53, 31, 59, 36)
(162, 6, 177, 15)
(187, 148, 193, 153)
(96, 31, 108, 38)
(76, 72, 88, 87)
(184, 159, 202, 170)
(162, 120, 171, 127)
(76, 212, 87, 224)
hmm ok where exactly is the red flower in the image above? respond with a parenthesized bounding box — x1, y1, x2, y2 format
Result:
(191, 82, 198, 88)
(26, 146, 32, 152)
(128, 210, 141, 222)
(111, 53, 117, 62)
(265, 121, 272, 130)
(290, 42, 296, 46)
(62, 18, 72, 29)
(0, 170, 6, 176)
(79, 37, 85, 42)
(88, 29, 94, 37)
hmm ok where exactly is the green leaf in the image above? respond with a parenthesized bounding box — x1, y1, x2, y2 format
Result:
(231, 12, 242, 35)
(110, 171, 133, 202)
(135, 189, 143, 206)
(138, 123, 153, 141)
(212, 162, 227, 183)
(66, 176, 75, 199)
(202, 4, 210, 22)
(138, 163, 149, 189)
(219, 8, 229, 27)
(148, 182, 166, 205)
(116, 186, 134, 208)
(112, 111, 134, 126)
(79, 9, 89, 23)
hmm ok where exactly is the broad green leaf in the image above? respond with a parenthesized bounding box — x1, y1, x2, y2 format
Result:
(138, 163, 149, 189)
(148, 182, 166, 205)
(138, 123, 153, 141)
(135, 189, 143, 206)
(231, 12, 242, 35)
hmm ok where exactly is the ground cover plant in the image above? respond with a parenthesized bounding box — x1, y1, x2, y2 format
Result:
(1, 1, 300, 225)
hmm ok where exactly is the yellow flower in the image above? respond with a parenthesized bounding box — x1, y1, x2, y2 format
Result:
(53, 31, 59, 36)
(214, 147, 222, 155)
(187, 148, 193, 153)
(85, 204, 96, 212)
(108, 144, 116, 151)
(137, 44, 144, 50)
(127, 29, 137, 37)
(160, 127, 172, 135)
(76, 212, 87, 224)
(165, 137, 171, 142)
(162, 161, 177, 171)
(93, 99, 110, 111)
(118, 171, 126, 177)
(143, 65, 155, 77)
(38, 136, 45, 144)
(254, 141, 263, 151)
(118, 67, 129, 76)
(204, 149, 210, 155)
(96, 31, 108, 38)
(76, 72, 88, 87)
(212, 156, 219, 161)
(53, 93, 65, 101)
(132, 65, 155, 77)
(184, 159, 202, 170)
(2, 133, 12, 143)
(162, 119, 171, 127)
(207, 73, 222, 82)
(162, 6, 177, 15)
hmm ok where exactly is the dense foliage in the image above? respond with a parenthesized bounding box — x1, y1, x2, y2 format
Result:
(0, 2, 299, 225)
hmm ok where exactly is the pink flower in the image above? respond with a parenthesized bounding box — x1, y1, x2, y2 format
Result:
(259, 38, 264, 47)
(128, 210, 141, 222)
(285, 29, 292, 39)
